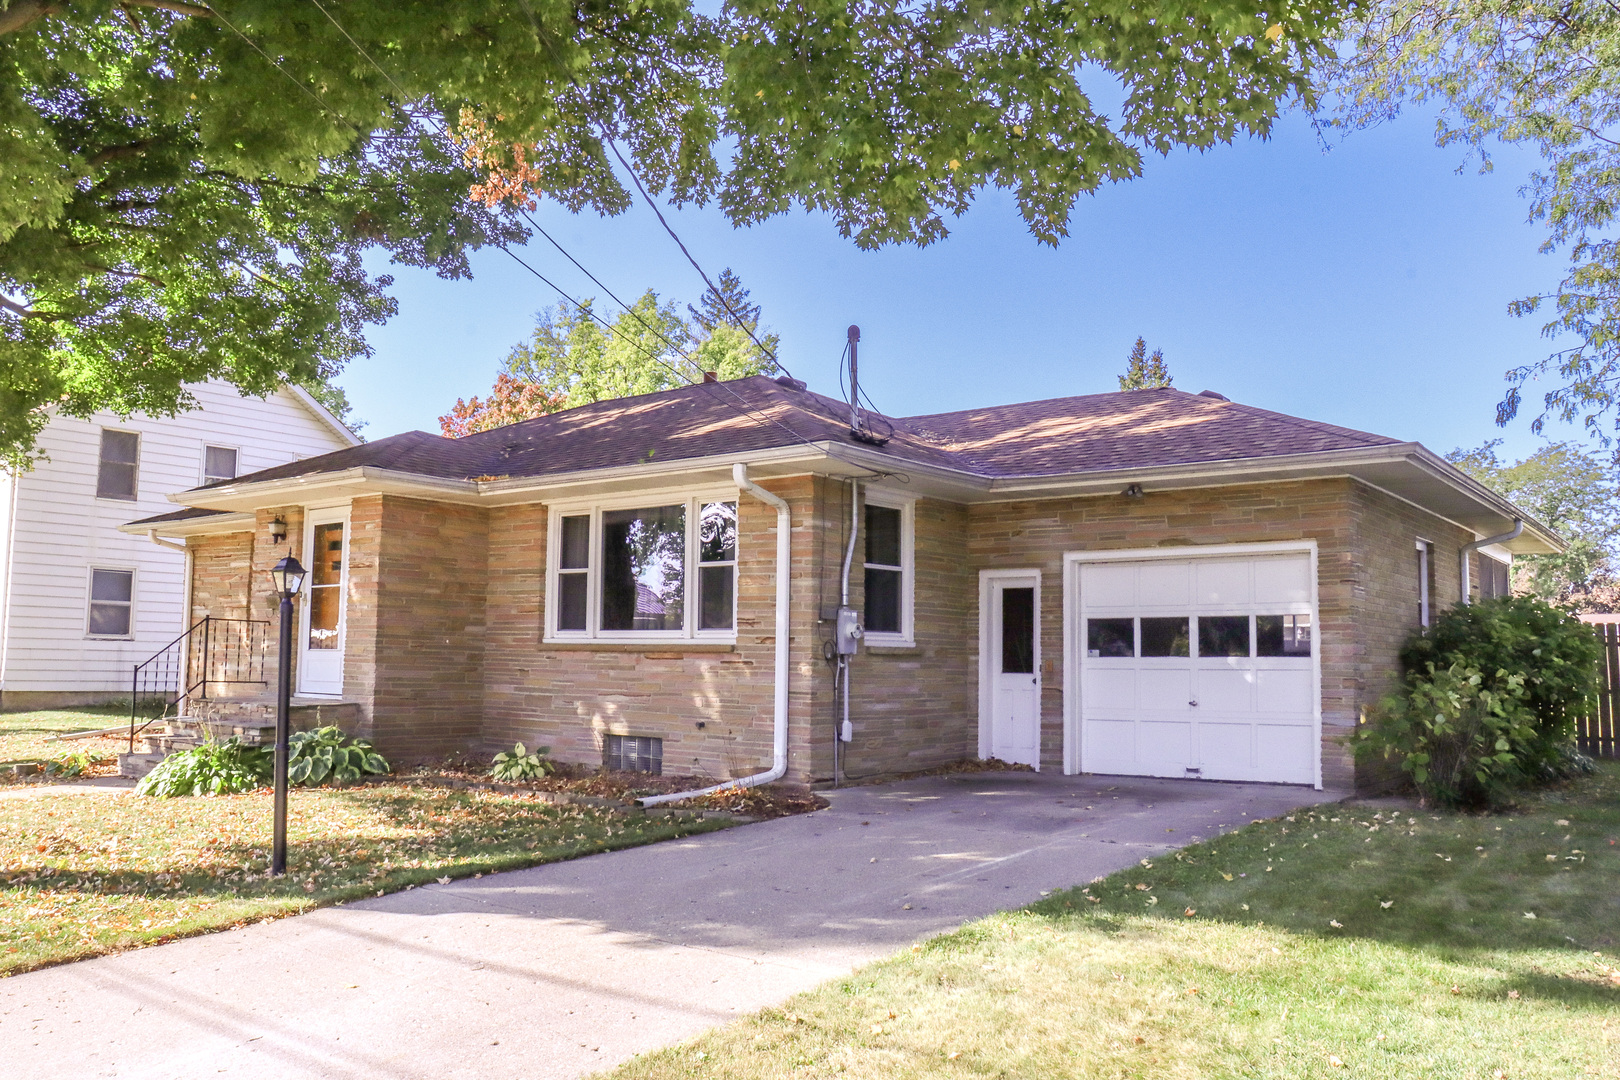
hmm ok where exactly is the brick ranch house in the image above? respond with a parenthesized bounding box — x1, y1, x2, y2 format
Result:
(124, 376, 1557, 792)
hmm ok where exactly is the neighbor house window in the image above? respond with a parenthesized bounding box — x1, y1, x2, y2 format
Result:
(202, 445, 238, 484)
(95, 429, 140, 500)
(548, 494, 738, 639)
(862, 495, 914, 642)
(86, 568, 134, 637)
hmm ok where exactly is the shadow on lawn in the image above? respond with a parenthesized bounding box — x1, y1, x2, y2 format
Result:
(1024, 765, 1620, 1012)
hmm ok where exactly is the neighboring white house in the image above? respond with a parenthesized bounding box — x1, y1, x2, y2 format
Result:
(0, 381, 359, 709)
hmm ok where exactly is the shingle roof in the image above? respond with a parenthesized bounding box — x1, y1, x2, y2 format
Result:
(900, 388, 1400, 476)
(155, 376, 1403, 508)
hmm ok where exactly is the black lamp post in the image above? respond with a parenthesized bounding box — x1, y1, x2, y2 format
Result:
(268, 553, 306, 876)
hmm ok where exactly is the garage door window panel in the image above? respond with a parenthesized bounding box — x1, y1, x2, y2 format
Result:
(1256, 614, 1312, 657)
(1140, 617, 1190, 657)
(1198, 615, 1251, 658)
(1086, 617, 1134, 658)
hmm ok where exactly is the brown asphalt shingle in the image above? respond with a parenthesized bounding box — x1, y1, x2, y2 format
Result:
(133, 378, 1403, 527)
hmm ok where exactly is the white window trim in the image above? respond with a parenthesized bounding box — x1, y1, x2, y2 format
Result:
(544, 486, 741, 644)
(1416, 538, 1432, 628)
(201, 442, 240, 486)
(94, 427, 141, 503)
(85, 565, 137, 640)
(861, 490, 915, 647)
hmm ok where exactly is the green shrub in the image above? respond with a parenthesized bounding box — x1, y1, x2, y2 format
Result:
(287, 726, 389, 786)
(44, 749, 103, 778)
(136, 738, 270, 798)
(489, 742, 555, 782)
(1398, 595, 1601, 779)
(1361, 662, 1538, 808)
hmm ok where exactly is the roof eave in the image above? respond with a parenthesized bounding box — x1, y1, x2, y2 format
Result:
(116, 511, 258, 538)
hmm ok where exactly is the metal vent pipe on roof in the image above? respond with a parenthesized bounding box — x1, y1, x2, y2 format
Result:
(847, 324, 863, 436)
(1459, 519, 1522, 605)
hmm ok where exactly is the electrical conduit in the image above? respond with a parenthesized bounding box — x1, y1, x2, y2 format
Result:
(638, 463, 791, 807)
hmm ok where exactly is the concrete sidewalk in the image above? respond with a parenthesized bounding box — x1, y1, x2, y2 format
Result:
(1, 771, 1339, 1080)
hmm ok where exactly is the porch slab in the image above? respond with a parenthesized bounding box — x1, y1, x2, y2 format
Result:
(0, 771, 1342, 1080)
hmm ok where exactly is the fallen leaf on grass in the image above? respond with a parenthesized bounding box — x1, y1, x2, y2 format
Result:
(1221, 872, 1233, 881)
(1523, 912, 1537, 919)
(1145, 896, 1158, 906)
(1329, 1055, 1345, 1067)
(1555, 819, 1570, 827)
(1508, 990, 1520, 999)
(871, 1025, 883, 1035)
(1380, 900, 1394, 909)
(1184, 907, 1196, 917)
(437, 876, 451, 885)
(1329, 920, 1343, 928)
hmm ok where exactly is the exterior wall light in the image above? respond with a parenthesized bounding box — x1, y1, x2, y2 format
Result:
(1122, 484, 1145, 499)
(269, 516, 288, 545)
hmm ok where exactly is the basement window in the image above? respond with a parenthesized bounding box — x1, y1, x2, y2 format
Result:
(546, 491, 738, 641)
(604, 735, 662, 775)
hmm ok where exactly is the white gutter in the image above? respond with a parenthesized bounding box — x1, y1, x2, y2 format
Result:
(1460, 520, 1523, 604)
(639, 463, 791, 807)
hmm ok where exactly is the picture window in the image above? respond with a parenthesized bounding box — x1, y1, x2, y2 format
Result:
(548, 496, 738, 639)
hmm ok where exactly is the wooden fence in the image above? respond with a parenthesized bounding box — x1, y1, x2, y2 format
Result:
(1581, 622, 1620, 760)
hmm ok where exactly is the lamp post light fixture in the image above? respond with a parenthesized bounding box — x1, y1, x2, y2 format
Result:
(268, 554, 306, 876)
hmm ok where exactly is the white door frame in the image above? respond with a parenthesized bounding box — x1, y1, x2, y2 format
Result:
(296, 504, 352, 698)
(1061, 540, 1323, 787)
(978, 568, 1042, 768)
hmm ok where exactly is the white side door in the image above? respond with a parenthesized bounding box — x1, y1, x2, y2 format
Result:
(296, 507, 349, 697)
(984, 572, 1041, 768)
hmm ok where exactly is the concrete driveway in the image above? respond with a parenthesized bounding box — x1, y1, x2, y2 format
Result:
(2, 771, 1339, 1080)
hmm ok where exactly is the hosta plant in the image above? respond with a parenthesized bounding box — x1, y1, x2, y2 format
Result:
(287, 727, 389, 787)
(490, 743, 555, 782)
(136, 738, 270, 798)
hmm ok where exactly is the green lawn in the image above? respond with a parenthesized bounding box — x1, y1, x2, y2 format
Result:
(0, 780, 727, 977)
(0, 706, 133, 780)
(602, 765, 1620, 1080)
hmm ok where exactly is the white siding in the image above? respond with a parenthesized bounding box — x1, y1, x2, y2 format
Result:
(0, 382, 354, 695)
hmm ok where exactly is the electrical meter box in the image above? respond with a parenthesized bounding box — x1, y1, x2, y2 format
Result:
(835, 606, 863, 655)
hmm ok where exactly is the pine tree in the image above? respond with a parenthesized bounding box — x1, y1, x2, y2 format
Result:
(1118, 337, 1173, 390)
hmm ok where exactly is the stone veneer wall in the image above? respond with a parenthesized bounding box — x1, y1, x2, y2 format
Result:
(360, 496, 489, 761)
(177, 474, 1493, 789)
(828, 490, 977, 781)
(962, 478, 1469, 789)
(481, 478, 815, 783)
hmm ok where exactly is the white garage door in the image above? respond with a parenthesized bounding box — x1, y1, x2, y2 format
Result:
(1076, 551, 1318, 785)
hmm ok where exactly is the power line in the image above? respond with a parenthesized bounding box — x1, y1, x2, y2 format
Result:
(281, 0, 819, 449)
(509, 0, 792, 377)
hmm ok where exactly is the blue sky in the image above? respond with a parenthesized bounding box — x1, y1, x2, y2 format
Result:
(346, 103, 1578, 463)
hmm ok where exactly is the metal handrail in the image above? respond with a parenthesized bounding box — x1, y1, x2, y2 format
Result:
(129, 616, 271, 753)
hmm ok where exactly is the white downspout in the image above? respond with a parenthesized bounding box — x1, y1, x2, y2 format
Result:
(1459, 520, 1523, 604)
(639, 463, 791, 806)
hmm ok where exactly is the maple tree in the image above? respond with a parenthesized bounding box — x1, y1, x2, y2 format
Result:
(4, 0, 1348, 465)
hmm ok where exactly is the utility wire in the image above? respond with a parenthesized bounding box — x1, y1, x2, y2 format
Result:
(510, 0, 794, 379)
(295, 0, 820, 450)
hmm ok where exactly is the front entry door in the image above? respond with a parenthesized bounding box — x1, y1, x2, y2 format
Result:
(986, 573, 1041, 768)
(297, 509, 349, 697)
